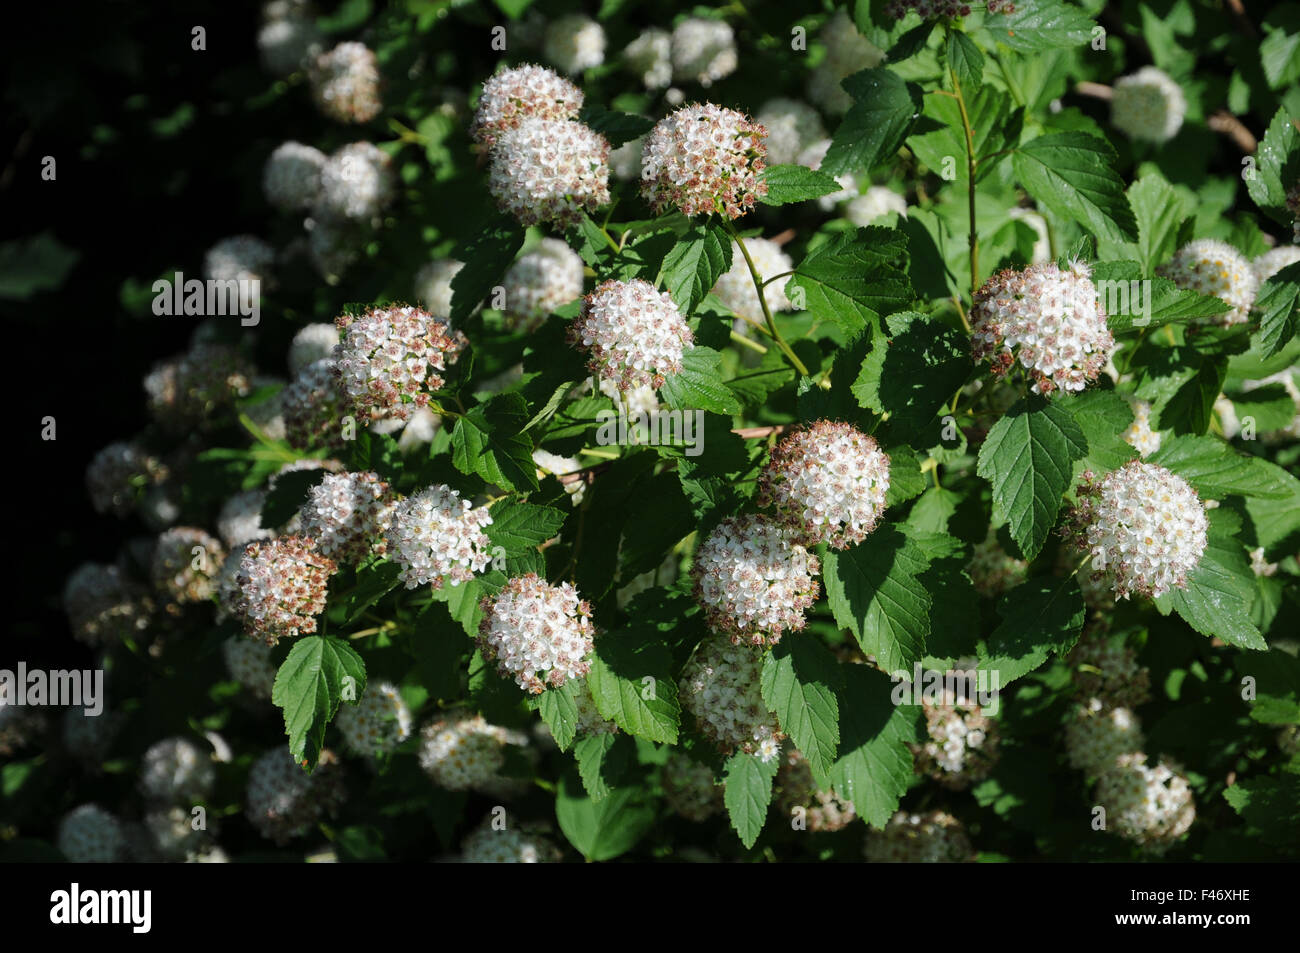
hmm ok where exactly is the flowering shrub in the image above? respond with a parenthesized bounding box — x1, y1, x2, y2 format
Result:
(6, 0, 1300, 866)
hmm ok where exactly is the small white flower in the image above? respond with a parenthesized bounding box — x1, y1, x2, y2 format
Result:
(1253, 245, 1300, 285)
(386, 484, 492, 590)
(543, 14, 606, 74)
(1110, 66, 1187, 144)
(471, 63, 584, 148)
(1095, 752, 1195, 852)
(1064, 701, 1144, 775)
(139, 737, 216, 804)
(679, 634, 784, 759)
(263, 141, 327, 210)
(502, 238, 585, 328)
(641, 103, 768, 218)
(624, 29, 672, 89)
(217, 489, 273, 549)
(488, 117, 611, 229)
(310, 42, 382, 123)
(245, 747, 345, 844)
(315, 142, 396, 221)
(807, 11, 884, 114)
(58, 805, 126, 863)
(334, 305, 464, 422)
(288, 323, 340, 376)
(569, 278, 694, 392)
(477, 574, 595, 694)
(1158, 239, 1258, 326)
(233, 535, 336, 645)
(1122, 396, 1162, 457)
(222, 636, 277, 699)
(298, 470, 394, 564)
(419, 712, 531, 793)
(204, 235, 275, 284)
(844, 186, 907, 226)
(864, 811, 973, 863)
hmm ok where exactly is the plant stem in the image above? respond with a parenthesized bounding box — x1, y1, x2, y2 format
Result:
(726, 223, 810, 377)
(948, 42, 980, 301)
(730, 329, 768, 354)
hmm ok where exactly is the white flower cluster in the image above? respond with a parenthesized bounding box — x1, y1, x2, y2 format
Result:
(807, 11, 884, 114)
(386, 484, 493, 590)
(670, 18, 737, 87)
(660, 752, 723, 822)
(864, 811, 974, 863)
(257, 0, 322, 76)
(572, 679, 619, 736)
(57, 805, 126, 863)
(310, 41, 382, 123)
(217, 489, 273, 549)
(86, 441, 166, 517)
(139, 737, 216, 804)
(459, 818, 560, 863)
(1067, 462, 1208, 600)
(477, 574, 596, 694)
(1110, 66, 1187, 144)
(1095, 753, 1195, 852)
(222, 635, 278, 699)
(971, 260, 1115, 395)
(419, 711, 530, 792)
(624, 29, 671, 89)
(1122, 396, 1162, 457)
(233, 535, 336, 645)
(911, 665, 1000, 789)
(966, 530, 1028, 598)
(281, 358, 350, 451)
(335, 305, 464, 422)
(144, 342, 253, 431)
(692, 515, 820, 646)
(712, 237, 793, 325)
(414, 258, 464, 318)
(63, 707, 123, 766)
(776, 748, 856, 832)
(679, 634, 784, 761)
(641, 103, 768, 218)
(758, 421, 892, 549)
(298, 470, 394, 564)
(63, 563, 152, 646)
(1068, 633, 1152, 709)
(845, 187, 908, 227)
(1252, 245, 1300, 284)
(264, 141, 327, 211)
(204, 235, 275, 285)
(316, 142, 396, 221)
(756, 98, 825, 166)
(544, 15, 605, 74)
(1158, 239, 1259, 327)
(1065, 699, 1145, 776)
(488, 117, 611, 229)
(502, 237, 585, 328)
(142, 805, 220, 861)
(288, 322, 339, 376)
(151, 527, 225, 608)
(336, 681, 413, 758)
(471, 64, 584, 148)
(245, 747, 345, 844)
(570, 278, 694, 392)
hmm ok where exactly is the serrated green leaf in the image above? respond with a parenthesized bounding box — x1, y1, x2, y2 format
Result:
(828, 665, 918, 828)
(787, 227, 913, 336)
(1252, 262, 1300, 358)
(983, 0, 1097, 53)
(272, 635, 367, 769)
(854, 311, 971, 442)
(978, 576, 1085, 685)
(485, 501, 567, 555)
(1013, 132, 1137, 243)
(723, 751, 777, 848)
(573, 733, 635, 802)
(759, 163, 844, 206)
(658, 222, 732, 313)
(451, 393, 539, 491)
(538, 681, 581, 752)
(1148, 434, 1296, 500)
(821, 69, 925, 178)
(1246, 107, 1300, 227)
(587, 630, 680, 744)
(659, 346, 742, 415)
(947, 29, 983, 91)
(556, 770, 656, 860)
(760, 639, 842, 776)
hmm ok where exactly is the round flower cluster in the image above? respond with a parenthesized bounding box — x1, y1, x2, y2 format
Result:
(1110, 66, 1187, 144)
(624, 29, 671, 89)
(145, 343, 253, 431)
(1122, 396, 1162, 457)
(775, 748, 856, 833)
(642, 104, 768, 219)
(257, 1, 322, 76)
(57, 805, 126, 863)
(679, 634, 784, 761)
(298, 470, 394, 564)
(569, 278, 694, 392)
(670, 18, 737, 87)
(151, 527, 225, 608)
(288, 322, 339, 376)
(86, 441, 167, 517)
(335, 681, 413, 758)
(712, 237, 793, 325)
(911, 666, 1001, 790)
(216, 488, 273, 549)
(864, 811, 974, 863)
(758, 421, 892, 549)
(693, 515, 821, 646)
(334, 305, 465, 422)
(316, 142, 396, 221)
(1065, 699, 1145, 776)
(142, 805, 219, 861)
(503, 238, 585, 328)
(807, 11, 885, 114)
(845, 187, 908, 226)
(966, 530, 1028, 598)
(756, 98, 825, 166)
(281, 359, 350, 451)
(310, 42, 381, 123)
(63, 563, 152, 645)
(971, 260, 1115, 395)
(544, 15, 605, 74)
(459, 818, 561, 863)
(222, 636, 277, 699)
(572, 679, 619, 737)
(63, 707, 123, 765)
(245, 747, 345, 844)
(386, 484, 493, 590)
(1157, 239, 1259, 327)
(418, 711, 530, 792)
(139, 737, 216, 804)
(660, 752, 723, 822)
(204, 235, 275, 284)
(1065, 462, 1208, 600)
(264, 141, 326, 210)
(1253, 245, 1300, 284)
(1095, 753, 1195, 852)
(233, 535, 336, 645)
(488, 117, 611, 229)
(477, 574, 596, 694)
(0, 693, 45, 757)
(471, 64, 584, 149)
(305, 215, 363, 280)
(414, 258, 464, 318)
(1067, 633, 1151, 708)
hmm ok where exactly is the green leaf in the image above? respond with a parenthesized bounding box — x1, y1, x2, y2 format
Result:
(976, 396, 1088, 561)
(577, 104, 654, 146)
(485, 501, 566, 555)
(658, 222, 732, 313)
(946, 29, 984, 91)
(1252, 262, 1300, 358)
(587, 628, 681, 744)
(659, 346, 742, 416)
(978, 577, 1085, 685)
(787, 227, 914, 336)
(722, 751, 777, 848)
(1156, 511, 1268, 650)
(821, 69, 925, 178)
(983, 0, 1097, 53)
(907, 86, 1018, 185)
(272, 635, 367, 769)
(1226, 384, 1298, 433)
(854, 311, 971, 443)
(573, 734, 635, 802)
(449, 214, 525, 323)
(759, 163, 844, 206)
(1148, 434, 1296, 500)
(556, 769, 656, 860)
(340, 560, 402, 624)
(822, 524, 932, 672)
(0, 231, 80, 299)
(1246, 107, 1300, 227)
(828, 665, 919, 828)
(1013, 133, 1137, 243)
(538, 681, 581, 752)
(261, 465, 330, 528)
(1090, 262, 1231, 332)
(450, 392, 539, 491)
(887, 20, 937, 61)
(1133, 345, 1226, 435)
(1223, 775, 1300, 840)
(1057, 389, 1138, 477)
(1126, 172, 1194, 275)
(760, 639, 842, 776)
